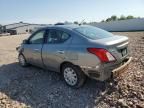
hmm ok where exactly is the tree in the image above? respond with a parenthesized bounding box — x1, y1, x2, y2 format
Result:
(83, 22, 87, 24)
(64, 21, 71, 24)
(104, 15, 117, 22)
(119, 15, 126, 20)
(74, 21, 78, 24)
(101, 20, 105, 22)
(106, 18, 111, 22)
(111, 15, 117, 21)
(101, 15, 138, 22)
(126, 15, 134, 19)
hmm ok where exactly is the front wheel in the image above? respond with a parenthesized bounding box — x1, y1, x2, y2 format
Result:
(18, 54, 28, 67)
(62, 63, 86, 88)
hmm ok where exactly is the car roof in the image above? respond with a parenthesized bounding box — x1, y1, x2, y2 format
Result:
(54, 24, 80, 29)
(40, 24, 91, 31)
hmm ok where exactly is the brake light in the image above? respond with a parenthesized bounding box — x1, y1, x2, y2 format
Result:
(87, 48, 116, 62)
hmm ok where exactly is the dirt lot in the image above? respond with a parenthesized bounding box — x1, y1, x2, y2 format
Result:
(0, 32, 144, 108)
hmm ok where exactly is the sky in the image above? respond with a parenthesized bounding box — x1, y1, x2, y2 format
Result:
(0, 0, 144, 25)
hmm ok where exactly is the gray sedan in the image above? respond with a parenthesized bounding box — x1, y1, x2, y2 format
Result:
(17, 25, 132, 88)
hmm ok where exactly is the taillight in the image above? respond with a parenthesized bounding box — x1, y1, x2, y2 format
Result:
(87, 48, 116, 62)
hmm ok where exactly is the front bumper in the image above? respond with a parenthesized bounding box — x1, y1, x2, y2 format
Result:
(81, 57, 132, 81)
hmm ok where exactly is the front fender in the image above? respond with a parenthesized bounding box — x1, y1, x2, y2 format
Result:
(16, 45, 24, 54)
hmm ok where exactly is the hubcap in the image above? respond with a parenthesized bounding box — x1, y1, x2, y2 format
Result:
(19, 55, 25, 66)
(64, 67, 78, 86)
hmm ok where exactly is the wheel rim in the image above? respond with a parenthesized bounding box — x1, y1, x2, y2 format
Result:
(19, 55, 25, 66)
(63, 67, 78, 86)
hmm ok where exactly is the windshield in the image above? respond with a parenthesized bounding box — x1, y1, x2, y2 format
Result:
(74, 26, 113, 40)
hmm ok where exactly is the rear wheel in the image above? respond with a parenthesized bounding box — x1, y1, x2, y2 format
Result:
(18, 54, 28, 67)
(62, 63, 86, 88)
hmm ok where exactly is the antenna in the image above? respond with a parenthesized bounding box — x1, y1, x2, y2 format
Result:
(79, 19, 85, 26)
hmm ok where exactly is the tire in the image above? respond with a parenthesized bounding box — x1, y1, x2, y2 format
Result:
(62, 63, 86, 88)
(18, 54, 28, 67)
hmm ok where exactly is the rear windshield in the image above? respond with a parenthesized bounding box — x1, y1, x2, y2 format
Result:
(74, 26, 113, 40)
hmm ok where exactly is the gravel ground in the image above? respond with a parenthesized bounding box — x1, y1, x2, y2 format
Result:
(0, 32, 144, 108)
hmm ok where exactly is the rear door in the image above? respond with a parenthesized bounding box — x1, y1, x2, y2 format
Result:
(42, 29, 71, 72)
(23, 30, 45, 67)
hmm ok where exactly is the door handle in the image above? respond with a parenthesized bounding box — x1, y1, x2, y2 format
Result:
(34, 49, 39, 51)
(57, 50, 64, 54)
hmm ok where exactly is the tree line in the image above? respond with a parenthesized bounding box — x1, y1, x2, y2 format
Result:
(101, 15, 140, 22)
(73, 15, 140, 24)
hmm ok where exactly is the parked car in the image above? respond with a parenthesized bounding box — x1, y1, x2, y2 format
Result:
(16, 25, 132, 88)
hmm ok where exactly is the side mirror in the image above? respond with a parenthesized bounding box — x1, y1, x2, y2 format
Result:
(23, 39, 29, 44)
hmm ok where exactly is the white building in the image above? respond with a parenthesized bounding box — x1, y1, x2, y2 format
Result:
(3, 22, 48, 35)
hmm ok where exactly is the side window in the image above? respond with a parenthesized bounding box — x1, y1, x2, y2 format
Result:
(47, 30, 70, 44)
(47, 30, 61, 43)
(61, 32, 70, 42)
(29, 30, 45, 44)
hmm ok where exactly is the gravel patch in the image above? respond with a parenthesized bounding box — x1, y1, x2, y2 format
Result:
(0, 32, 144, 108)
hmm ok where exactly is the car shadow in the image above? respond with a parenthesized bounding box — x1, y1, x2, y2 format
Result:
(0, 62, 114, 108)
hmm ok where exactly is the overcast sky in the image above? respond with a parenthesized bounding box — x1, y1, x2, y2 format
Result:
(0, 0, 144, 24)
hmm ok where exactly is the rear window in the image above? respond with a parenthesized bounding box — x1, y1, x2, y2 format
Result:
(74, 26, 113, 40)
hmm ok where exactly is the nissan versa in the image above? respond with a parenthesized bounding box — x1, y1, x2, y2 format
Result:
(16, 25, 132, 88)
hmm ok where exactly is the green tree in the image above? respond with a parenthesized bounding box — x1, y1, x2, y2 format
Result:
(111, 15, 117, 21)
(83, 22, 87, 24)
(65, 21, 72, 24)
(101, 20, 105, 22)
(106, 18, 111, 22)
(74, 21, 78, 24)
(126, 15, 134, 19)
(119, 15, 126, 20)
(101, 15, 139, 22)
(105, 15, 117, 22)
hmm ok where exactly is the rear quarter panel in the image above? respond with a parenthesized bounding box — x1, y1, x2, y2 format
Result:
(66, 33, 103, 68)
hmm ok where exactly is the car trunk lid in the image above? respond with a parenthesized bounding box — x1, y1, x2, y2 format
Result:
(91, 35, 129, 61)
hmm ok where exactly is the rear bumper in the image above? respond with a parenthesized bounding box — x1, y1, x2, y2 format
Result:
(112, 57, 132, 78)
(81, 57, 132, 81)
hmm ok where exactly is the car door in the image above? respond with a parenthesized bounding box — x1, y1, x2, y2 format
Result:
(42, 29, 71, 72)
(23, 30, 45, 67)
